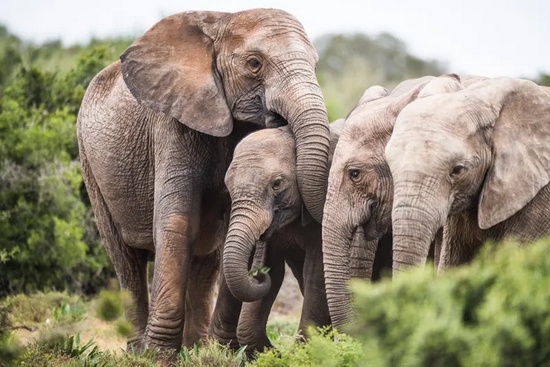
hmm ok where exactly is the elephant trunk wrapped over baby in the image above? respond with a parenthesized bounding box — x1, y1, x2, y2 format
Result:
(77, 8, 331, 353)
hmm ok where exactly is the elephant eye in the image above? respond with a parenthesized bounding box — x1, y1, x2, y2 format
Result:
(246, 56, 262, 73)
(451, 164, 466, 177)
(348, 168, 361, 181)
(272, 177, 283, 191)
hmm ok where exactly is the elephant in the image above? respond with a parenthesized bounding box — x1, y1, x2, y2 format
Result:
(385, 76, 550, 272)
(219, 121, 392, 352)
(77, 8, 331, 353)
(322, 74, 488, 328)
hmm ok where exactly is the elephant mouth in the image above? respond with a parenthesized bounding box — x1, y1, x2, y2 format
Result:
(265, 111, 288, 128)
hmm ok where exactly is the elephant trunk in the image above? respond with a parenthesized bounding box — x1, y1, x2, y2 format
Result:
(272, 69, 330, 223)
(223, 200, 272, 303)
(322, 199, 355, 329)
(391, 177, 447, 272)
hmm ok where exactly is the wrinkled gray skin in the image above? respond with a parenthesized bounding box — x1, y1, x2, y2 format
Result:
(386, 77, 550, 272)
(221, 123, 392, 352)
(77, 9, 330, 353)
(323, 74, 488, 328)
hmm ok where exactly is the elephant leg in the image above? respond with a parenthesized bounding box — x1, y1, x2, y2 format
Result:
(182, 248, 220, 347)
(237, 253, 285, 354)
(297, 248, 330, 338)
(145, 189, 202, 351)
(111, 244, 150, 352)
(209, 269, 242, 349)
(80, 150, 150, 351)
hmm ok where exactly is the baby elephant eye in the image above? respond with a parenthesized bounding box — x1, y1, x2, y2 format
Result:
(348, 168, 361, 181)
(451, 164, 466, 176)
(247, 57, 262, 72)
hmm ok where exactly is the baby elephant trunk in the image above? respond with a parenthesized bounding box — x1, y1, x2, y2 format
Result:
(223, 201, 273, 303)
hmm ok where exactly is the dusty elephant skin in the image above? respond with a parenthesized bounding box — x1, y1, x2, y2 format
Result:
(386, 77, 550, 272)
(221, 123, 391, 352)
(77, 8, 330, 354)
(322, 74, 488, 328)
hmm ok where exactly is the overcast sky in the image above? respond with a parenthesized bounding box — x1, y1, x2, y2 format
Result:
(1, 0, 548, 78)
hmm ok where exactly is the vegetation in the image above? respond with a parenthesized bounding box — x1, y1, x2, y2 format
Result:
(315, 32, 445, 120)
(2, 238, 550, 366)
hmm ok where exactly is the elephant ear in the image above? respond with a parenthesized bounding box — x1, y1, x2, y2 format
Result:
(477, 78, 550, 229)
(417, 74, 463, 98)
(120, 11, 233, 137)
(358, 85, 390, 105)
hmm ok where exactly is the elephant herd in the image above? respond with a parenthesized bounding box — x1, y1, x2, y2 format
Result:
(76, 8, 550, 357)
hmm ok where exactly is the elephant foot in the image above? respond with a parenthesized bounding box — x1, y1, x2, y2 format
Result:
(238, 333, 273, 355)
(209, 328, 240, 350)
(126, 335, 146, 354)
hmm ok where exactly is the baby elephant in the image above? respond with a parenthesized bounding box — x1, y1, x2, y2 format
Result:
(219, 125, 332, 352)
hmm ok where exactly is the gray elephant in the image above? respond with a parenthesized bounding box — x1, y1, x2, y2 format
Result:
(219, 121, 392, 352)
(322, 74, 488, 328)
(385, 77, 550, 271)
(77, 8, 330, 353)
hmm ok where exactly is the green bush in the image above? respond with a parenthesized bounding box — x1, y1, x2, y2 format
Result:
(253, 327, 362, 367)
(350, 238, 550, 367)
(0, 46, 116, 296)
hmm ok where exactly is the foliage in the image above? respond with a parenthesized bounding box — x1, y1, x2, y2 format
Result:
(253, 326, 362, 367)
(1, 292, 80, 325)
(315, 32, 446, 120)
(0, 26, 120, 296)
(350, 238, 550, 367)
(536, 72, 550, 86)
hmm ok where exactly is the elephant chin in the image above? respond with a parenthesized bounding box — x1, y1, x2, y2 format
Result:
(265, 112, 288, 128)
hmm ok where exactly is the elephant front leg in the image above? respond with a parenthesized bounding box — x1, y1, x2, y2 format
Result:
(145, 211, 199, 352)
(237, 255, 285, 354)
(298, 249, 330, 337)
(183, 248, 221, 347)
(209, 272, 242, 349)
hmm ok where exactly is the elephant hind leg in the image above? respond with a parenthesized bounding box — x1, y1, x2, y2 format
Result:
(183, 248, 221, 347)
(79, 146, 150, 351)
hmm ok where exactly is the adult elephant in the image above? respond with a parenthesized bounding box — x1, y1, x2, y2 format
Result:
(77, 8, 330, 352)
(385, 77, 550, 272)
(322, 74, 487, 328)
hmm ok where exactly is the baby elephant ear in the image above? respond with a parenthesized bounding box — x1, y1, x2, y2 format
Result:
(120, 11, 233, 137)
(477, 78, 550, 229)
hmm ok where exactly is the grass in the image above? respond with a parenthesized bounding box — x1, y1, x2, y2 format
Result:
(0, 284, 360, 367)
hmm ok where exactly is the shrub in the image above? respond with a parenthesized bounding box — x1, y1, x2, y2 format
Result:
(0, 47, 116, 296)
(252, 326, 362, 367)
(350, 238, 550, 367)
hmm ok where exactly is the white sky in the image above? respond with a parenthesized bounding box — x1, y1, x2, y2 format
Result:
(1, 0, 549, 78)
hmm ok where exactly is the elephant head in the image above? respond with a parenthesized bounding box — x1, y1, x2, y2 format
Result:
(120, 8, 330, 222)
(223, 125, 341, 302)
(322, 74, 488, 328)
(386, 77, 550, 271)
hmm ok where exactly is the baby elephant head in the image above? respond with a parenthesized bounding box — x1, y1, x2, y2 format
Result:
(223, 126, 302, 302)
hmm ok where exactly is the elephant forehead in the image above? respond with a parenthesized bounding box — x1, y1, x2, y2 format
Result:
(225, 10, 315, 58)
(396, 94, 480, 135)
